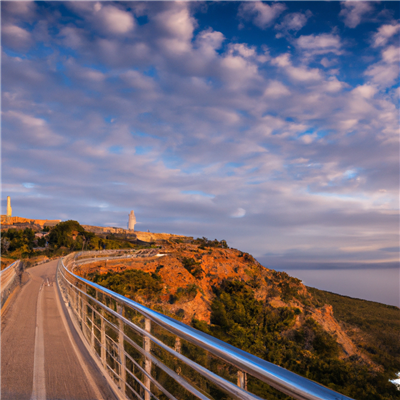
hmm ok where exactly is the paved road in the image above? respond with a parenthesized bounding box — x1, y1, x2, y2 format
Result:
(1, 260, 118, 400)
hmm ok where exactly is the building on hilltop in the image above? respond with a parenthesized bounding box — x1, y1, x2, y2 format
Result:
(1, 196, 61, 228)
(128, 210, 136, 230)
(6, 196, 12, 218)
(2, 196, 13, 224)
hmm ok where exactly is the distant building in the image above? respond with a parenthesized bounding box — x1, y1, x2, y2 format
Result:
(6, 196, 12, 217)
(128, 210, 136, 230)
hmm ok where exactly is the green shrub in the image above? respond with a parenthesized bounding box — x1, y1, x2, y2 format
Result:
(181, 257, 203, 278)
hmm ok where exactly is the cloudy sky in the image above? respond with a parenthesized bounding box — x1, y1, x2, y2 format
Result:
(1, 1, 399, 303)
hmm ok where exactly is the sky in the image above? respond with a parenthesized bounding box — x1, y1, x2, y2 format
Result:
(1, 1, 399, 305)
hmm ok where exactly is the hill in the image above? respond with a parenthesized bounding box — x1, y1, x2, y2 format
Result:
(77, 238, 400, 400)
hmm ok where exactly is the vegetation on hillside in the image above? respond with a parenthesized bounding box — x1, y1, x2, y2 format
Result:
(1, 227, 36, 259)
(0, 220, 140, 265)
(88, 269, 163, 302)
(82, 240, 400, 400)
(309, 287, 400, 376)
(193, 280, 399, 400)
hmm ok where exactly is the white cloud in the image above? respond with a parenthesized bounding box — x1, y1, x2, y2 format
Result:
(320, 57, 337, 68)
(154, 3, 195, 40)
(153, 4, 196, 55)
(325, 76, 346, 93)
(58, 26, 85, 49)
(372, 23, 400, 48)
(381, 45, 400, 64)
(296, 33, 342, 56)
(120, 70, 157, 92)
(239, 1, 286, 29)
(231, 208, 246, 218)
(339, 1, 374, 28)
(196, 29, 225, 58)
(352, 85, 378, 99)
(300, 133, 318, 144)
(2, 24, 32, 49)
(66, 60, 106, 83)
(275, 11, 312, 35)
(228, 43, 256, 59)
(365, 45, 399, 88)
(3, 110, 65, 146)
(93, 4, 135, 35)
(264, 80, 291, 98)
(272, 54, 322, 82)
(2, 1, 36, 20)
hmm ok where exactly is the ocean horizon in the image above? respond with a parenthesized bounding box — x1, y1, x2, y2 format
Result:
(274, 266, 399, 308)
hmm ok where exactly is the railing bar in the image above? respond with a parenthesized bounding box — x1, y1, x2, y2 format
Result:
(71, 293, 176, 400)
(124, 345, 178, 400)
(63, 275, 258, 400)
(106, 363, 122, 382)
(123, 368, 162, 400)
(98, 335, 173, 400)
(125, 381, 146, 400)
(90, 302, 211, 400)
(103, 347, 123, 374)
(60, 273, 256, 399)
(124, 365, 152, 394)
(61, 271, 214, 400)
(106, 360, 162, 400)
(121, 329, 211, 400)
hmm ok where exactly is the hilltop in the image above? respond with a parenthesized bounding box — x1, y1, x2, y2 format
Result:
(76, 237, 400, 400)
(0, 219, 192, 268)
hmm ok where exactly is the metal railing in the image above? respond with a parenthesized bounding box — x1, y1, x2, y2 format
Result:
(0, 260, 22, 310)
(57, 251, 353, 400)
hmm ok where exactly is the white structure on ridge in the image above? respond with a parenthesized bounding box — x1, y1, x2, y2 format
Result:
(6, 196, 12, 217)
(128, 210, 136, 231)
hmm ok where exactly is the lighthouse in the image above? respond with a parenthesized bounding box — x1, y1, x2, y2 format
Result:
(6, 196, 12, 217)
(128, 210, 136, 230)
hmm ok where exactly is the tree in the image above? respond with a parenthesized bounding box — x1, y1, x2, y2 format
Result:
(1, 237, 10, 253)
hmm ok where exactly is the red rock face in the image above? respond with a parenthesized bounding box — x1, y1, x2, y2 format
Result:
(76, 242, 376, 365)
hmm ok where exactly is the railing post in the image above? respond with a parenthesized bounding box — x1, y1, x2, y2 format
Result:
(175, 337, 181, 353)
(237, 371, 247, 390)
(82, 285, 87, 337)
(144, 318, 152, 400)
(117, 304, 126, 395)
(97, 292, 107, 369)
(91, 306, 95, 350)
(75, 282, 80, 322)
(175, 337, 182, 376)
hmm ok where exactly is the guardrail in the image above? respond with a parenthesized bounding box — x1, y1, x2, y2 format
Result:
(57, 251, 353, 400)
(0, 260, 22, 310)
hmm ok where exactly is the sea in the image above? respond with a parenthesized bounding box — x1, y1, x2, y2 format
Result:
(275, 267, 399, 308)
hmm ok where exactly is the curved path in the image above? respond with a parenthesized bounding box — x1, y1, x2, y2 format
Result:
(1, 259, 118, 400)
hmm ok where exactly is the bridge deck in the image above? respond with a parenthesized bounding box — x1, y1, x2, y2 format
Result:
(1, 260, 117, 400)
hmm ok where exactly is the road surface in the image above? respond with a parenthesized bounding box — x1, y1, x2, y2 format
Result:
(1, 259, 118, 400)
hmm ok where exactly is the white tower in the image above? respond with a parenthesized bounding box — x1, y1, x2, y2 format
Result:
(128, 210, 136, 230)
(6, 196, 12, 217)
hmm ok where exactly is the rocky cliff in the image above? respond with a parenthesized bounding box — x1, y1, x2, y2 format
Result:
(76, 240, 375, 367)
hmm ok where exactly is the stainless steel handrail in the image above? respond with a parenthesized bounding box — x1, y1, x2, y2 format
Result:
(58, 251, 353, 400)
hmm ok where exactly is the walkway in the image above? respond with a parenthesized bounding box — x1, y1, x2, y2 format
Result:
(1, 260, 117, 400)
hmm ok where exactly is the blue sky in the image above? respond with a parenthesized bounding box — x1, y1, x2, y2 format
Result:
(1, 1, 399, 303)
